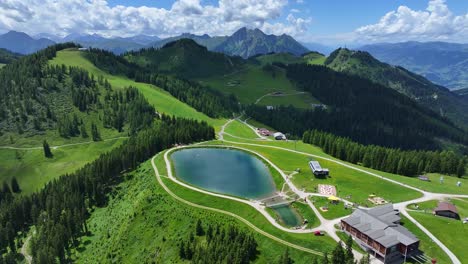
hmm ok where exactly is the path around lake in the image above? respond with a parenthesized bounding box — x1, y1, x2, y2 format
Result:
(150, 152, 325, 257)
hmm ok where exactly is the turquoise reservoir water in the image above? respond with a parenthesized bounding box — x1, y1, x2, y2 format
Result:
(271, 205, 302, 227)
(171, 148, 276, 199)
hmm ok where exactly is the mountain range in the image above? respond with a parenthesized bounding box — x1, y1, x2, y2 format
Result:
(0, 28, 309, 58)
(323, 48, 468, 129)
(360, 41, 468, 90)
(0, 31, 55, 54)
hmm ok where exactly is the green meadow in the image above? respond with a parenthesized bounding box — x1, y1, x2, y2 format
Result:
(223, 119, 260, 139)
(0, 138, 126, 194)
(409, 199, 468, 262)
(222, 129, 468, 195)
(198, 64, 318, 108)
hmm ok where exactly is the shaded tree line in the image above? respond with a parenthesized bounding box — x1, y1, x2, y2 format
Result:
(303, 129, 466, 177)
(179, 221, 258, 264)
(0, 116, 215, 263)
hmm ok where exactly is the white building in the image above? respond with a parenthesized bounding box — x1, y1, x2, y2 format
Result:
(273, 132, 286, 140)
(309, 161, 329, 176)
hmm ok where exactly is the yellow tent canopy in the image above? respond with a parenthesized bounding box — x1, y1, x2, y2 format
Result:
(328, 195, 340, 201)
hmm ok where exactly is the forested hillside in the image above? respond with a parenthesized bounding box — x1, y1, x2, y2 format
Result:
(303, 130, 466, 177)
(247, 64, 468, 151)
(126, 39, 244, 78)
(0, 49, 21, 64)
(84, 47, 239, 118)
(0, 44, 154, 141)
(325, 48, 468, 129)
(0, 116, 215, 263)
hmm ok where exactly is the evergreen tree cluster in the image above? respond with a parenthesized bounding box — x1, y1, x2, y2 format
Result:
(0, 117, 215, 263)
(0, 43, 79, 135)
(258, 63, 468, 150)
(179, 222, 258, 264)
(102, 86, 156, 134)
(303, 129, 466, 177)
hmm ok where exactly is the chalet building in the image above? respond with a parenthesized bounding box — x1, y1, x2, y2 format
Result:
(341, 204, 419, 263)
(433, 201, 460, 220)
(309, 161, 329, 176)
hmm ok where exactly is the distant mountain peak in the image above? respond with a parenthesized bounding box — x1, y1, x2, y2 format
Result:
(215, 27, 308, 58)
(0, 31, 55, 54)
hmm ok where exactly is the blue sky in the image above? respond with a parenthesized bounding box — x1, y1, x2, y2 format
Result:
(1, 0, 467, 45)
(106, 0, 468, 36)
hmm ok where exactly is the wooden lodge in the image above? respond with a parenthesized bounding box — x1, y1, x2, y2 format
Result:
(341, 204, 419, 263)
(433, 201, 460, 220)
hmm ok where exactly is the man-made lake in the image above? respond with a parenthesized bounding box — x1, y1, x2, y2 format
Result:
(171, 147, 303, 227)
(171, 148, 276, 199)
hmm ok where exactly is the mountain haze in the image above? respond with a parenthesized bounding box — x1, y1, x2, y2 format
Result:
(360, 42, 468, 90)
(324, 48, 468, 129)
(0, 31, 55, 54)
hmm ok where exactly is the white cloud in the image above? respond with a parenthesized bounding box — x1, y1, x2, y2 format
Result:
(0, 0, 307, 38)
(355, 0, 468, 42)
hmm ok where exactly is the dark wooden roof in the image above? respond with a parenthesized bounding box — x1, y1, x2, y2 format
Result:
(434, 202, 458, 214)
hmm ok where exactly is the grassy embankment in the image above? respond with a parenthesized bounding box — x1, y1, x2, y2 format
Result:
(408, 199, 468, 262)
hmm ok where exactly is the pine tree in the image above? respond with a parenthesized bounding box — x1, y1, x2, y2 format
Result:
(345, 235, 354, 262)
(195, 219, 204, 236)
(43, 140, 53, 158)
(80, 124, 88, 138)
(456, 160, 465, 178)
(322, 252, 329, 264)
(278, 249, 294, 264)
(332, 242, 346, 264)
(10, 177, 20, 193)
(91, 123, 101, 141)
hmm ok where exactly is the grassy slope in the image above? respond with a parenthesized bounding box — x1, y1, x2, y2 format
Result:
(255, 53, 306, 65)
(408, 199, 468, 263)
(50, 49, 225, 131)
(198, 64, 319, 108)
(398, 215, 451, 263)
(73, 158, 332, 264)
(0, 138, 126, 194)
(224, 119, 260, 139)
